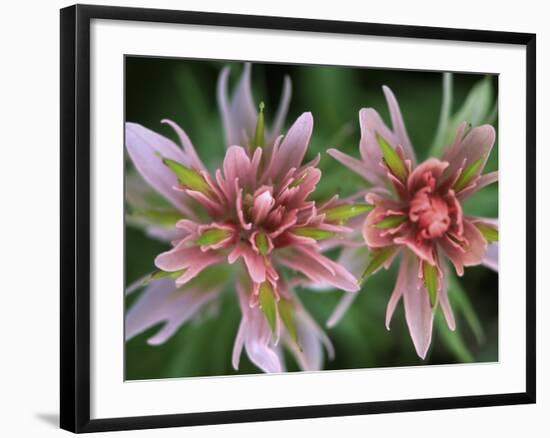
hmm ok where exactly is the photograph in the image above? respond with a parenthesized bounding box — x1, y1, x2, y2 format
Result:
(124, 58, 499, 380)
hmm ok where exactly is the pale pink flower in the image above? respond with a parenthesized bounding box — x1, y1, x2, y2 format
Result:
(125, 73, 359, 372)
(126, 63, 292, 242)
(327, 86, 498, 359)
(151, 114, 358, 294)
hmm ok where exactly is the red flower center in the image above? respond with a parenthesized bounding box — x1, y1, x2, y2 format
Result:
(410, 191, 451, 239)
(408, 168, 453, 241)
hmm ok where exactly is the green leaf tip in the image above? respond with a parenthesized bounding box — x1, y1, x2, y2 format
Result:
(453, 156, 485, 193)
(376, 133, 408, 181)
(278, 298, 299, 346)
(195, 228, 230, 246)
(324, 203, 374, 223)
(423, 262, 438, 307)
(253, 101, 265, 148)
(292, 227, 336, 240)
(255, 232, 270, 256)
(372, 214, 406, 229)
(259, 282, 277, 334)
(289, 170, 309, 188)
(160, 155, 212, 195)
(475, 222, 498, 242)
(361, 246, 398, 282)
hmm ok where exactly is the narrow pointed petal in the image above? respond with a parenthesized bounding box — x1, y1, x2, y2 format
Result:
(217, 64, 257, 148)
(402, 252, 434, 359)
(407, 158, 449, 194)
(228, 243, 267, 283)
(125, 122, 195, 216)
(327, 292, 358, 328)
(458, 171, 498, 199)
(251, 189, 275, 224)
(278, 246, 359, 292)
(217, 66, 234, 147)
(245, 319, 283, 373)
(231, 317, 247, 370)
(307, 244, 368, 293)
(230, 63, 257, 143)
(161, 119, 206, 170)
(223, 146, 253, 188)
(443, 124, 496, 180)
(382, 85, 416, 164)
(438, 276, 456, 330)
(221, 146, 261, 197)
(268, 113, 313, 181)
(363, 204, 403, 248)
(327, 148, 379, 183)
(358, 108, 398, 182)
(266, 75, 292, 147)
(386, 256, 407, 329)
(440, 220, 487, 276)
(125, 277, 220, 345)
(154, 246, 223, 285)
(281, 168, 322, 210)
(291, 306, 334, 370)
(233, 281, 283, 373)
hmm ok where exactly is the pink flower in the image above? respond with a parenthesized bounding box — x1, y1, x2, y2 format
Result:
(125, 63, 292, 241)
(151, 114, 358, 370)
(327, 86, 498, 359)
(125, 76, 359, 372)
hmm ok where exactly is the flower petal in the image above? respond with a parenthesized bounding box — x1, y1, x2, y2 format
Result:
(401, 251, 434, 359)
(280, 168, 321, 210)
(217, 63, 257, 148)
(327, 292, 357, 328)
(228, 242, 267, 283)
(327, 148, 379, 183)
(125, 122, 195, 216)
(363, 205, 401, 248)
(232, 280, 283, 373)
(458, 171, 498, 199)
(221, 146, 261, 199)
(443, 124, 496, 180)
(358, 108, 402, 184)
(278, 246, 359, 292)
(266, 75, 292, 147)
(407, 158, 449, 194)
(231, 316, 247, 370)
(251, 188, 275, 224)
(438, 275, 456, 330)
(154, 245, 224, 285)
(161, 119, 206, 170)
(125, 277, 221, 345)
(267, 112, 313, 182)
(440, 219, 487, 276)
(382, 85, 416, 164)
(290, 304, 334, 371)
(385, 255, 406, 329)
(325, 245, 370, 326)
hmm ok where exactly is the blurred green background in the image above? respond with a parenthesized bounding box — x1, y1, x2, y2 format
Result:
(125, 57, 498, 380)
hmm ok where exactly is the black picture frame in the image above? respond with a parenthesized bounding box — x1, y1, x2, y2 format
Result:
(60, 4, 536, 433)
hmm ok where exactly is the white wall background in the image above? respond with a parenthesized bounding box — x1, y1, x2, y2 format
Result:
(0, 0, 546, 436)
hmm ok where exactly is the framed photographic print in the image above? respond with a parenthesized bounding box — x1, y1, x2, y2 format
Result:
(60, 4, 536, 433)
